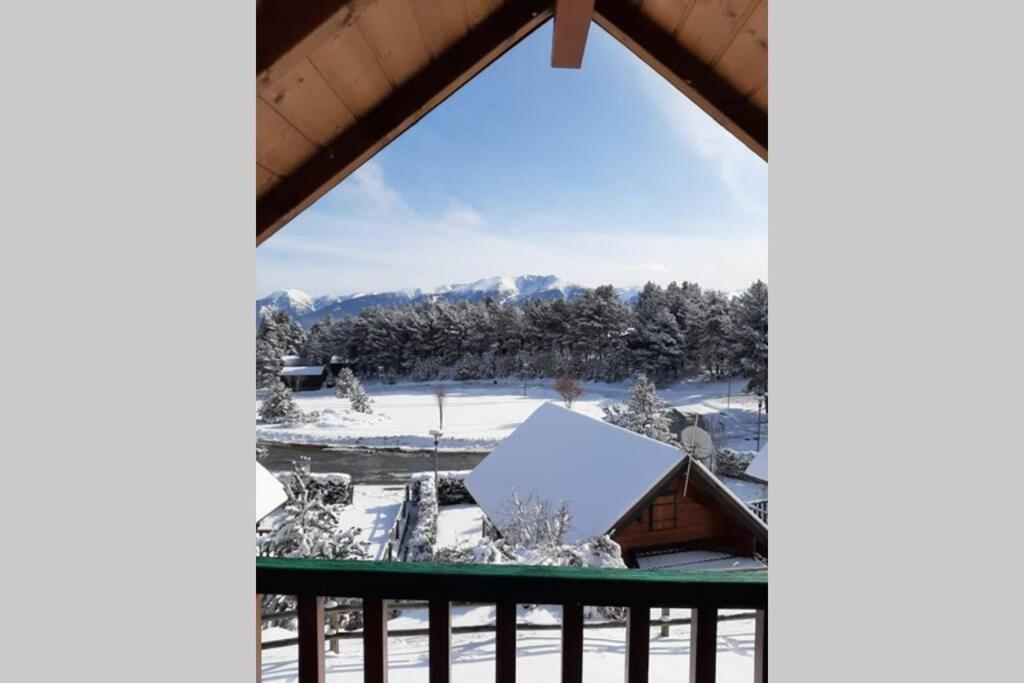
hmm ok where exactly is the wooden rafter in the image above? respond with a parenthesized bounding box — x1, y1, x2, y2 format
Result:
(256, 0, 554, 245)
(551, 0, 596, 68)
(593, 0, 768, 161)
(257, 0, 376, 88)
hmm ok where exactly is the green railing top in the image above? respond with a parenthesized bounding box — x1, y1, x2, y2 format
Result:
(257, 557, 767, 608)
(257, 557, 767, 585)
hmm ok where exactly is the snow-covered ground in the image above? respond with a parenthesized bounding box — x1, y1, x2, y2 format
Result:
(719, 476, 768, 503)
(436, 504, 485, 549)
(334, 486, 404, 560)
(257, 377, 766, 452)
(261, 606, 757, 682)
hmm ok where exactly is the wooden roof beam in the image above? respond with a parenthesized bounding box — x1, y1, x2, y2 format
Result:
(551, 0, 596, 68)
(257, 0, 554, 245)
(257, 0, 375, 87)
(594, 0, 767, 160)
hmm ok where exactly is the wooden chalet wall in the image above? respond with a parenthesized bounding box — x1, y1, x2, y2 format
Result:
(612, 468, 763, 561)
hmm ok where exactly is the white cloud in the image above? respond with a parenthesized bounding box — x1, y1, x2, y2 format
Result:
(341, 159, 400, 210)
(627, 49, 768, 217)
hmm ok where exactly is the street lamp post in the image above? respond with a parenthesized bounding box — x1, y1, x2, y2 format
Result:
(429, 429, 443, 489)
(756, 396, 764, 450)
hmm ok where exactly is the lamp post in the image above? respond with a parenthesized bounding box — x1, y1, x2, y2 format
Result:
(429, 429, 443, 489)
(756, 396, 764, 451)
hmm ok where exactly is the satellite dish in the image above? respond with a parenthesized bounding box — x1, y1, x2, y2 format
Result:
(680, 423, 713, 497)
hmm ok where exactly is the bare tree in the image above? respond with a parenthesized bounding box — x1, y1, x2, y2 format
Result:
(554, 375, 583, 409)
(499, 489, 573, 549)
(433, 382, 448, 430)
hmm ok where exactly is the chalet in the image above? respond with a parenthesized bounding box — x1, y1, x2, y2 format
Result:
(464, 403, 767, 570)
(278, 364, 327, 392)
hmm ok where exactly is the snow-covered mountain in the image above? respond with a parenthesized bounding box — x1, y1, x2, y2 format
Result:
(257, 275, 642, 328)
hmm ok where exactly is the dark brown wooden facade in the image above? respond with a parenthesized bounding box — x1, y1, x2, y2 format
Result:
(280, 369, 328, 392)
(611, 460, 767, 564)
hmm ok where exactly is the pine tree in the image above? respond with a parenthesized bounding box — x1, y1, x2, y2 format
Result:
(602, 372, 673, 443)
(256, 338, 283, 388)
(349, 382, 373, 414)
(731, 280, 768, 394)
(335, 367, 359, 398)
(259, 382, 304, 423)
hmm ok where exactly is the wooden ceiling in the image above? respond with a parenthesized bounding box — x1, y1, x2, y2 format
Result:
(257, 0, 767, 245)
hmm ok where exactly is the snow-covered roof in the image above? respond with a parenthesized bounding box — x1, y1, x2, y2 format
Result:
(329, 355, 347, 364)
(635, 549, 766, 571)
(464, 402, 684, 544)
(279, 366, 326, 376)
(280, 355, 302, 367)
(256, 463, 288, 522)
(745, 442, 768, 482)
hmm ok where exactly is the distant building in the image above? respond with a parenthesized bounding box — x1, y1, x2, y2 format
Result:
(280, 355, 302, 367)
(279, 365, 327, 392)
(465, 403, 767, 570)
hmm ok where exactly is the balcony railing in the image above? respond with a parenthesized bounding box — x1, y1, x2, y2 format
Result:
(257, 557, 768, 683)
(748, 499, 768, 524)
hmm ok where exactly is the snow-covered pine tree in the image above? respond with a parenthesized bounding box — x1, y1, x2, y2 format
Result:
(256, 338, 283, 388)
(259, 382, 304, 423)
(602, 372, 673, 443)
(335, 367, 359, 398)
(730, 280, 768, 394)
(349, 381, 373, 414)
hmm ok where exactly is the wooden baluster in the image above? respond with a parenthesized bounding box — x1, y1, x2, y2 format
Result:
(329, 606, 340, 654)
(297, 594, 326, 683)
(561, 603, 584, 683)
(625, 605, 650, 683)
(256, 594, 262, 683)
(495, 601, 517, 683)
(689, 607, 717, 683)
(429, 599, 451, 683)
(660, 607, 671, 638)
(754, 609, 767, 683)
(363, 597, 389, 683)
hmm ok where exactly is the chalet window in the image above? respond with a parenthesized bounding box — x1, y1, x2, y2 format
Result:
(649, 493, 677, 531)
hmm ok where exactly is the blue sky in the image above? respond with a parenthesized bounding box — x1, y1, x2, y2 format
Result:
(257, 22, 767, 298)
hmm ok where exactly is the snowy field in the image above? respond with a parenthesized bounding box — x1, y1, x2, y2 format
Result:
(436, 504, 485, 549)
(261, 605, 756, 682)
(256, 377, 766, 452)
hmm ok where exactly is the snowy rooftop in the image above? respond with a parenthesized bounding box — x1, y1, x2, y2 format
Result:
(256, 463, 288, 522)
(635, 548, 766, 572)
(280, 355, 302, 367)
(280, 366, 326, 376)
(745, 442, 768, 482)
(464, 402, 684, 544)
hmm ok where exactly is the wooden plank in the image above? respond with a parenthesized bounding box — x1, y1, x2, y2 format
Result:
(561, 603, 584, 683)
(689, 607, 717, 683)
(256, 98, 318, 177)
(625, 606, 651, 683)
(411, 0, 470, 59)
(256, 594, 263, 683)
(257, 164, 280, 196)
(677, 0, 759, 65)
(552, 0, 596, 68)
(261, 59, 356, 146)
(358, 0, 433, 87)
(594, 0, 767, 160)
(428, 600, 451, 683)
(749, 78, 767, 111)
(258, 0, 376, 86)
(713, 0, 767, 97)
(297, 595, 326, 683)
(465, 0, 504, 29)
(257, 0, 554, 245)
(363, 597, 389, 683)
(754, 609, 767, 683)
(641, 0, 693, 35)
(256, 557, 767, 609)
(495, 600, 517, 683)
(310, 25, 395, 119)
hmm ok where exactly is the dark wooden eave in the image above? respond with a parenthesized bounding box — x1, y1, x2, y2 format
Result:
(257, 0, 554, 246)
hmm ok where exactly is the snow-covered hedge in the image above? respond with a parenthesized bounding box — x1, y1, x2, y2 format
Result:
(277, 471, 353, 506)
(435, 471, 473, 505)
(713, 448, 757, 478)
(402, 474, 438, 562)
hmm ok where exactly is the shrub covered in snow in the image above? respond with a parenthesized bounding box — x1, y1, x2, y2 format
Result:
(258, 463, 365, 628)
(277, 470, 353, 506)
(259, 383, 307, 424)
(713, 448, 758, 477)
(435, 472, 473, 505)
